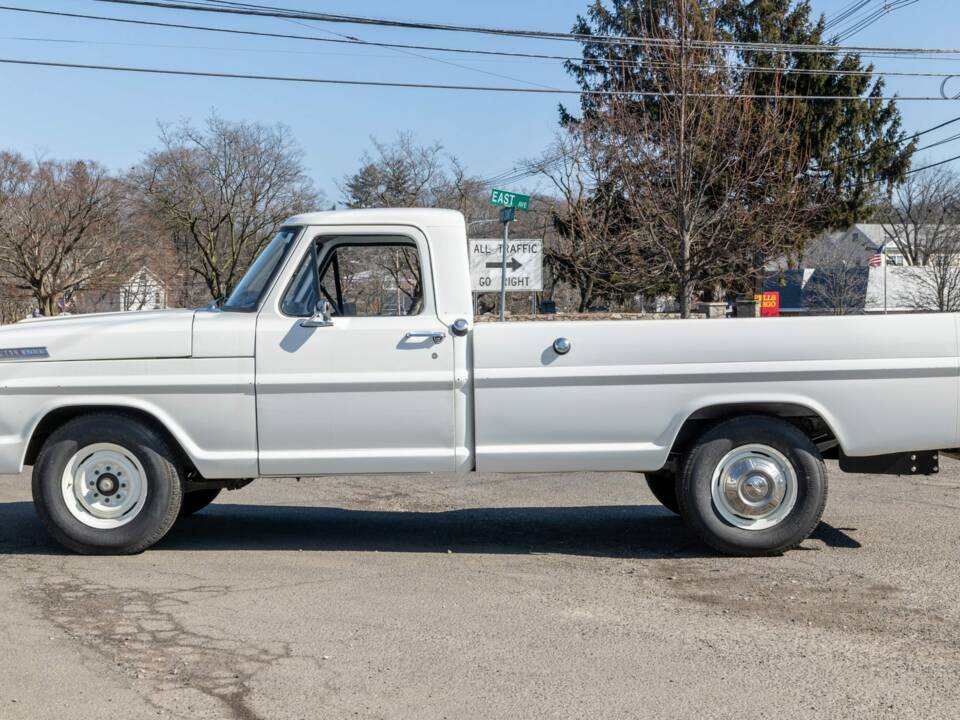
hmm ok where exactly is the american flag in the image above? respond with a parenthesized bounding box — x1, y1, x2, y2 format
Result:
(868, 247, 884, 268)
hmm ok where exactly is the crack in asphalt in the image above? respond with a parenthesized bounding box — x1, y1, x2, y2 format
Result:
(25, 570, 290, 720)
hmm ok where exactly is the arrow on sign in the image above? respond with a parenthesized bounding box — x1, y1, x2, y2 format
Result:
(486, 257, 522, 272)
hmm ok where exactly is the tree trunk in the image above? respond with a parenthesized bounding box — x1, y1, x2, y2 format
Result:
(576, 273, 595, 313)
(38, 294, 56, 316)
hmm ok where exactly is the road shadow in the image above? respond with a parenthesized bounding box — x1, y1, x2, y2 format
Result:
(0, 500, 861, 558)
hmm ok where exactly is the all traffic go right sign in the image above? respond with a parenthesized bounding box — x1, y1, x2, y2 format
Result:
(469, 238, 543, 292)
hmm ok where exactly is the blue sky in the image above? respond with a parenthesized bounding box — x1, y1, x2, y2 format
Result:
(2, 1, 960, 204)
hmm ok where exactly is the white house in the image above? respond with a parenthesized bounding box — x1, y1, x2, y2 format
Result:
(119, 267, 167, 312)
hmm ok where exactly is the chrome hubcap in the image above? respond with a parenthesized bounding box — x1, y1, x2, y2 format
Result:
(711, 444, 797, 530)
(60, 443, 148, 529)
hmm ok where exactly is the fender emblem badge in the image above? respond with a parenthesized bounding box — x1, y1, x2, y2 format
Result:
(0, 346, 49, 360)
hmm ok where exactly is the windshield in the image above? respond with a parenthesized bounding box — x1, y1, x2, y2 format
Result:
(222, 227, 302, 312)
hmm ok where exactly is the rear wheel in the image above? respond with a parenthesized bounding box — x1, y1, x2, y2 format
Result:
(178, 488, 221, 517)
(677, 415, 827, 556)
(644, 470, 679, 515)
(32, 413, 183, 555)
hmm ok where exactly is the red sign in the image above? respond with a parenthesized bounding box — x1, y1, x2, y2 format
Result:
(753, 291, 780, 317)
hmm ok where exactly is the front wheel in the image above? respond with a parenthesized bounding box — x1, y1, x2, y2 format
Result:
(32, 413, 184, 554)
(677, 415, 827, 556)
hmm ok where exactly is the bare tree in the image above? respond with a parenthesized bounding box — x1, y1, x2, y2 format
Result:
(535, 128, 638, 311)
(435, 158, 497, 226)
(0, 276, 32, 324)
(901, 242, 960, 312)
(880, 167, 960, 266)
(874, 167, 960, 312)
(130, 114, 320, 303)
(341, 133, 501, 224)
(803, 241, 868, 315)
(342, 132, 447, 209)
(0, 152, 125, 315)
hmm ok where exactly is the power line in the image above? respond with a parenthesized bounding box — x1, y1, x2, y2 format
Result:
(486, 112, 960, 188)
(0, 5, 585, 63)
(906, 152, 960, 174)
(263, 9, 556, 90)
(916, 131, 960, 153)
(89, 0, 960, 57)
(5, 56, 960, 100)
(838, 112, 960, 162)
(833, 1, 921, 42)
(18, 31, 960, 81)
(0, 34, 524, 62)
(0, 57, 595, 94)
(824, 1, 874, 31)
(7, 5, 960, 81)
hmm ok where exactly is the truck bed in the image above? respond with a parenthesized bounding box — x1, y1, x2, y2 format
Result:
(471, 314, 959, 472)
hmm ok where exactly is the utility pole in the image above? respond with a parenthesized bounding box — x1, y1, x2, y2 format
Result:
(678, 0, 690, 319)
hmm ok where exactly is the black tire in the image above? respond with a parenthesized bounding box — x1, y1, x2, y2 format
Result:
(644, 470, 680, 515)
(178, 488, 221, 518)
(677, 415, 827, 557)
(32, 413, 183, 555)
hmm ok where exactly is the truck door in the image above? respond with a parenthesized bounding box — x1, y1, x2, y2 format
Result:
(255, 226, 456, 476)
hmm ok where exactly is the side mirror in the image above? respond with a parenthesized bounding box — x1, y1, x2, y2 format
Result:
(301, 299, 334, 328)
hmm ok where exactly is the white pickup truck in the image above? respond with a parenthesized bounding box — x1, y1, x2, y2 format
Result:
(0, 209, 955, 556)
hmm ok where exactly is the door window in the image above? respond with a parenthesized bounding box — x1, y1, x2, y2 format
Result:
(282, 239, 424, 317)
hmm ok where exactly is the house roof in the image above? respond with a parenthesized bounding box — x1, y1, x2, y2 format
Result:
(123, 266, 166, 288)
(762, 269, 807, 311)
(849, 223, 960, 253)
(848, 224, 889, 250)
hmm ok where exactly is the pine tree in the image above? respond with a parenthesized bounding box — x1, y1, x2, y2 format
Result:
(564, 0, 915, 232)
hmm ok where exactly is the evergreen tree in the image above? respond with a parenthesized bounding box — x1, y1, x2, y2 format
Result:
(564, 0, 915, 231)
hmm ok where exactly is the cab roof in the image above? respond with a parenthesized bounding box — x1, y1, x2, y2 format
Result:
(284, 208, 465, 228)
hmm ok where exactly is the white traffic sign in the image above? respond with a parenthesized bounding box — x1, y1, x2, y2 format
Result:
(469, 238, 543, 292)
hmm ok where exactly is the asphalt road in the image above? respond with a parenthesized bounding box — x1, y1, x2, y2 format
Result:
(1, 460, 959, 720)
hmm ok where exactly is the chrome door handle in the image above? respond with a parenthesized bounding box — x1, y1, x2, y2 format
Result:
(404, 331, 446, 344)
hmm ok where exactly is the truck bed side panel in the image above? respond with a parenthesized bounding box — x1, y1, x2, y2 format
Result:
(472, 314, 959, 473)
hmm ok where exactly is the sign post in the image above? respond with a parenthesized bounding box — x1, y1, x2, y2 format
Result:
(498, 207, 514, 321)
(489, 189, 531, 321)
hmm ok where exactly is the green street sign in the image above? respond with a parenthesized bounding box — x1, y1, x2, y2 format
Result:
(490, 188, 530, 211)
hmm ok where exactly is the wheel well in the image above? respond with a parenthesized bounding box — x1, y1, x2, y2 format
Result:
(24, 405, 200, 477)
(668, 403, 839, 461)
